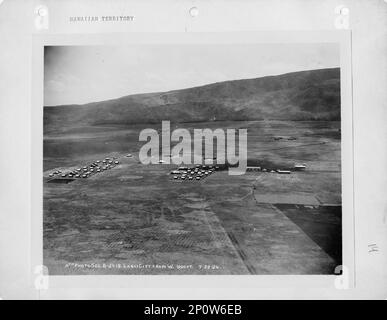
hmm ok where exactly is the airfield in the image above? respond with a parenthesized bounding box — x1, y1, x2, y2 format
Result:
(43, 120, 341, 275)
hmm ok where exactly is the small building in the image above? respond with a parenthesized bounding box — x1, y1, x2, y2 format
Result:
(246, 166, 261, 172)
(277, 170, 291, 174)
(294, 164, 306, 171)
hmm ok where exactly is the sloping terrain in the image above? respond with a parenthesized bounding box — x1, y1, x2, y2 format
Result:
(44, 68, 340, 133)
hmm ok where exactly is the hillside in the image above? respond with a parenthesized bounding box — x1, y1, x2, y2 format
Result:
(44, 68, 340, 132)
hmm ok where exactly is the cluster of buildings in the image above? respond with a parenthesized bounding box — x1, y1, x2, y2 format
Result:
(48, 157, 120, 180)
(246, 163, 306, 174)
(274, 136, 297, 141)
(170, 165, 219, 181)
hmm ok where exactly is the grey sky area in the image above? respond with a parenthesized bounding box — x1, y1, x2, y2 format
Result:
(44, 43, 339, 106)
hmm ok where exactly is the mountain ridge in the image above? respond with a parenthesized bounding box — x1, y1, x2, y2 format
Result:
(44, 67, 340, 132)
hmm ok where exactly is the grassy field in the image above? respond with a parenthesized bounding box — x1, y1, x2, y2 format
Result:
(43, 120, 341, 275)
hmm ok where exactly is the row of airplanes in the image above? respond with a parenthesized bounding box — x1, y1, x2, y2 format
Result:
(48, 157, 120, 179)
(170, 164, 219, 181)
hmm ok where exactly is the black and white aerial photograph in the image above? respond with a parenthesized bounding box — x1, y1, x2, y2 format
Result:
(43, 43, 342, 275)
(2, 0, 387, 304)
